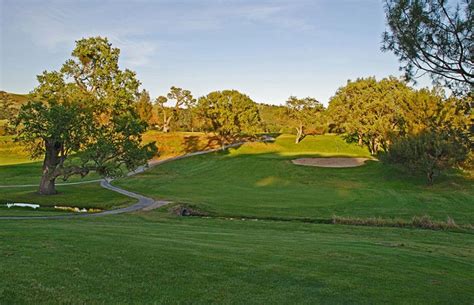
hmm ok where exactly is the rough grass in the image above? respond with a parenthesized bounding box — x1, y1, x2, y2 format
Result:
(143, 131, 223, 160)
(115, 134, 474, 225)
(0, 213, 473, 304)
(331, 215, 470, 231)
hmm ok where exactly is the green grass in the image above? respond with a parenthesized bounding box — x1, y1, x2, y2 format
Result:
(0, 161, 102, 185)
(0, 135, 103, 184)
(0, 206, 70, 216)
(1, 132, 473, 303)
(115, 134, 474, 224)
(0, 135, 35, 165)
(0, 133, 130, 214)
(0, 212, 472, 304)
(0, 183, 133, 211)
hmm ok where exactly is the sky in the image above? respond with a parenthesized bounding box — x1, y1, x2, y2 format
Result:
(0, 0, 432, 105)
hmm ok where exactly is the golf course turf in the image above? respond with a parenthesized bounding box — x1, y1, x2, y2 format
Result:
(115, 134, 474, 224)
(1, 213, 473, 304)
(1, 133, 473, 304)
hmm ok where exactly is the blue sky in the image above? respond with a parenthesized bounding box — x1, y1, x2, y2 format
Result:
(0, 0, 430, 105)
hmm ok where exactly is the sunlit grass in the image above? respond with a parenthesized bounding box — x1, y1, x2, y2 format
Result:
(116, 134, 474, 224)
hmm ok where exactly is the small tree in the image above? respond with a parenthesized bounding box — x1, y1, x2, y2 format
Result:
(382, 0, 473, 93)
(135, 89, 153, 126)
(383, 131, 469, 183)
(197, 90, 260, 148)
(286, 96, 324, 144)
(14, 37, 157, 195)
(155, 86, 196, 133)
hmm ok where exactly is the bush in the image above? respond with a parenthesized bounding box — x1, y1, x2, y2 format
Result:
(381, 131, 469, 183)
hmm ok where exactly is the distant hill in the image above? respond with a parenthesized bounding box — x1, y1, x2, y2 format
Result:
(0, 91, 29, 132)
(0, 91, 29, 109)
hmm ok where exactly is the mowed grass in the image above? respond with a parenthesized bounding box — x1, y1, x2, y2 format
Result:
(115, 134, 474, 224)
(0, 135, 132, 214)
(0, 131, 220, 214)
(0, 135, 101, 184)
(0, 183, 133, 210)
(1, 132, 473, 303)
(1, 212, 473, 304)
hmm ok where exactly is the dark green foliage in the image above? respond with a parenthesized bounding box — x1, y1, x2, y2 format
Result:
(382, 0, 473, 93)
(197, 90, 261, 146)
(327, 77, 411, 154)
(258, 103, 292, 133)
(382, 131, 469, 183)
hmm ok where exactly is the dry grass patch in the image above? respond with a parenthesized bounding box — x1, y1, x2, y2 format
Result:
(292, 157, 371, 168)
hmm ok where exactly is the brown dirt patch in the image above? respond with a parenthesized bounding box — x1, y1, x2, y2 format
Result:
(291, 157, 370, 168)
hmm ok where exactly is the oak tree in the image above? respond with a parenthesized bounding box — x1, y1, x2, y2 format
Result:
(14, 37, 156, 195)
(197, 90, 261, 148)
(155, 86, 196, 133)
(285, 96, 324, 144)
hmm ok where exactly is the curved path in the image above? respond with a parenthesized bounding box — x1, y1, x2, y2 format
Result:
(0, 181, 171, 220)
(0, 141, 251, 220)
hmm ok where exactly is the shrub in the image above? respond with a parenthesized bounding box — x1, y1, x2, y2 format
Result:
(381, 131, 469, 183)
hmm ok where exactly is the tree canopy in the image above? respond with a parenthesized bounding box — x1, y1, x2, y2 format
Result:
(197, 90, 261, 147)
(383, 130, 469, 183)
(328, 77, 412, 154)
(285, 96, 324, 143)
(14, 37, 156, 195)
(153, 86, 196, 133)
(382, 0, 473, 93)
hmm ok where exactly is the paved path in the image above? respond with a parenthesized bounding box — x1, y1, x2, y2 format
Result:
(0, 181, 171, 220)
(0, 140, 254, 220)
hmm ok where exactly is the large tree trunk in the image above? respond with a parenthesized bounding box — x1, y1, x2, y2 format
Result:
(39, 176, 56, 195)
(39, 140, 61, 195)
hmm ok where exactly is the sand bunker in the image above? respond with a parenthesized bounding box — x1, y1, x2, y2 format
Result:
(291, 157, 370, 168)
